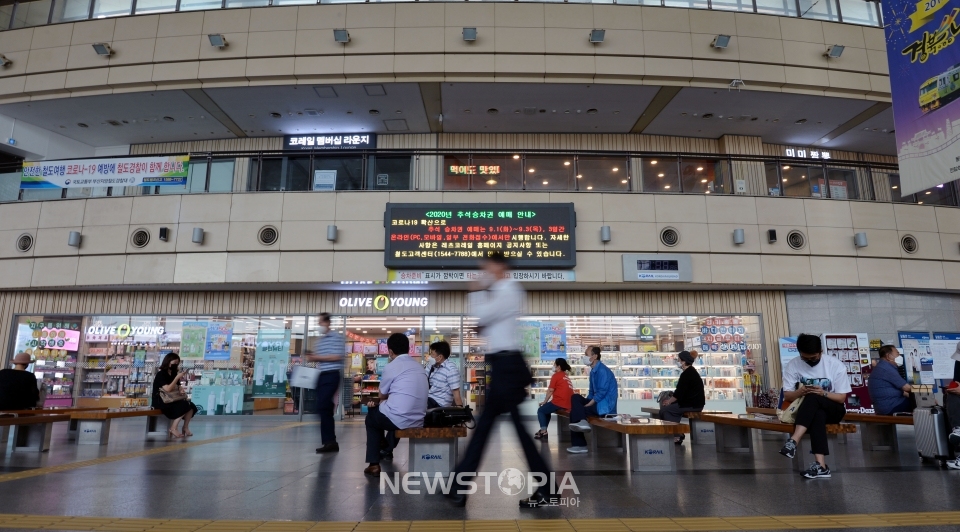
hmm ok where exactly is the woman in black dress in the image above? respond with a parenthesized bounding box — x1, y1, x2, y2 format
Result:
(659, 350, 706, 444)
(152, 352, 198, 438)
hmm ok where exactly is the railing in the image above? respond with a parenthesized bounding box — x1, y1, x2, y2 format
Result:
(0, 0, 883, 32)
(4, 147, 957, 208)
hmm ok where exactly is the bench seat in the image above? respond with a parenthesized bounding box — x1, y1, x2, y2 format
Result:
(747, 408, 913, 451)
(581, 416, 688, 472)
(69, 409, 164, 445)
(395, 426, 467, 475)
(640, 408, 733, 445)
(0, 414, 70, 452)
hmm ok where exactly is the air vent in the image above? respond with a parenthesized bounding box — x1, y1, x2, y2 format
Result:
(786, 230, 806, 250)
(660, 227, 680, 247)
(107, 120, 122, 126)
(258, 225, 279, 246)
(304, 109, 322, 116)
(487, 108, 499, 115)
(16, 233, 33, 252)
(523, 107, 537, 115)
(130, 228, 150, 248)
(901, 234, 919, 254)
(701, 113, 714, 119)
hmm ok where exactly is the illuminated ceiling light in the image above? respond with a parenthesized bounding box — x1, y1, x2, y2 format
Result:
(782, 178, 788, 182)
(705, 190, 711, 194)
(651, 160, 657, 165)
(612, 167, 619, 171)
(918, 201, 924, 204)
(542, 180, 549, 185)
(621, 179, 628, 183)
(701, 179, 708, 183)
(512, 154, 520, 159)
(486, 179, 497, 185)
(696, 167, 703, 171)
(563, 161, 571, 166)
(528, 168, 535, 173)
(658, 173, 664, 177)
(926, 191, 932, 194)
(782, 165, 790, 170)
(892, 185, 898, 189)
(937, 183, 945, 188)
(586, 186, 593, 190)
(664, 185, 671, 189)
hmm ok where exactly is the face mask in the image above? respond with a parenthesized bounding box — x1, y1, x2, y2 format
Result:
(170, 364, 179, 372)
(318, 325, 328, 335)
(895, 355, 904, 365)
(802, 357, 820, 367)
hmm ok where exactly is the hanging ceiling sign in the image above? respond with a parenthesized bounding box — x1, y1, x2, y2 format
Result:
(284, 133, 376, 150)
(383, 203, 577, 269)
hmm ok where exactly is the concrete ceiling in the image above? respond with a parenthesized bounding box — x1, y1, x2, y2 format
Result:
(0, 83, 897, 155)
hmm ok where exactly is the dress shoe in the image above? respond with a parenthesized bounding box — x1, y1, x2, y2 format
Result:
(363, 464, 381, 477)
(379, 449, 394, 461)
(315, 443, 340, 453)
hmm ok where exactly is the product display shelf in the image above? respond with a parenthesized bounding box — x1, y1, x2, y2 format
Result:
(33, 355, 76, 406)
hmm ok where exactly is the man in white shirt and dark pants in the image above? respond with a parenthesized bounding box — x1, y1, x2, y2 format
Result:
(446, 252, 553, 509)
(778, 333, 851, 479)
(363, 333, 428, 477)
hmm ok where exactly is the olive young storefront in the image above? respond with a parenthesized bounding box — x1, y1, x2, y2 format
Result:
(2, 289, 788, 416)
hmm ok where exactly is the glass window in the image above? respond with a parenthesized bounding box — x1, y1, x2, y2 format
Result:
(780, 164, 823, 198)
(177, 0, 223, 11)
(134, 0, 177, 14)
(92, 0, 132, 18)
(640, 157, 679, 193)
(225, 0, 269, 7)
(51, 0, 91, 23)
(314, 156, 363, 191)
(285, 157, 311, 192)
(11, 0, 52, 28)
(839, 0, 880, 26)
(21, 189, 63, 201)
(0, 171, 20, 202)
(525, 156, 575, 191)
(0, 5, 13, 30)
(663, 0, 709, 7)
(209, 159, 235, 193)
(680, 158, 727, 194)
(442, 155, 471, 190)
(65, 186, 109, 198)
(917, 182, 959, 206)
(764, 162, 782, 196)
(576, 156, 630, 192)
(258, 158, 283, 192)
(756, 0, 798, 16)
(368, 156, 411, 190)
(799, 0, 841, 21)
(711, 0, 755, 11)
(473, 154, 522, 190)
(273, 0, 317, 4)
(886, 173, 913, 203)
(824, 167, 858, 200)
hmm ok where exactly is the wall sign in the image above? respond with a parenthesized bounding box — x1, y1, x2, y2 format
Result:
(339, 295, 430, 311)
(637, 325, 655, 341)
(284, 133, 376, 150)
(621, 254, 693, 282)
(21, 156, 188, 189)
(448, 165, 501, 176)
(783, 148, 832, 160)
(383, 203, 577, 269)
(387, 270, 575, 282)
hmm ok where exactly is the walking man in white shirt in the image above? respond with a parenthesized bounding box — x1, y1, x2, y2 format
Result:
(363, 333, 428, 477)
(445, 252, 553, 509)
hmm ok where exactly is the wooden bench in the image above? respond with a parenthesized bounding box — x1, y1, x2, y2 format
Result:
(582, 416, 688, 472)
(395, 426, 468, 475)
(554, 409, 571, 442)
(641, 408, 733, 445)
(69, 409, 165, 445)
(748, 407, 914, 452)
(700, 413, 856, 472)
(0, 414, 70, 452)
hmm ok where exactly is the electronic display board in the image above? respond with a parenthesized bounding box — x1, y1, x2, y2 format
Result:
(384, 203, 576, 269)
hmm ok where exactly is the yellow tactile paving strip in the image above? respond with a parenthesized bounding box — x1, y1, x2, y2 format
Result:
(1, 512, 960, 532)
(0, 422, 314, 484)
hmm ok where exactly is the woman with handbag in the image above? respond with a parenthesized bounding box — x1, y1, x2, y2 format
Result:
(152, 352, 198, 439)
(659, 350, 705, 445)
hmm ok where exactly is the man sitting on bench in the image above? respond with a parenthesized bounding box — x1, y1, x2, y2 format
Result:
(779, 333, 851, 480)
(0, 352, 40, 410)
(567, 346, 618, 454)
(868, 345, 915, 415)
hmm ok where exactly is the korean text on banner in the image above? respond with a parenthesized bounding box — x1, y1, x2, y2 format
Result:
(204, 322, 233, 361)
(180, 321, 208, 360)
(881, 0, 960, 195)
(253, 329, 291, 397)
(898, 331, 932, 385)
(931, 332, 960, 379)
(21, 156, 189, 189)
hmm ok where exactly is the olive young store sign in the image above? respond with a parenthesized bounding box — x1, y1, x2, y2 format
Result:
(339, 295, 430, 311)
(383, 203, 577, 269)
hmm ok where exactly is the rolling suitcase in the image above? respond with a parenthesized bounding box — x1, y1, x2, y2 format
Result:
(914, 406, 953, 468)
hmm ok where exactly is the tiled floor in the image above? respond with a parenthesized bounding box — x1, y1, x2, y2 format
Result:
(1, 415, 960, 530)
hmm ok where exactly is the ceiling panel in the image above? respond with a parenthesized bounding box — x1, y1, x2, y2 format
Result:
(205, 83, 432, 136)
(821, 107, 896, 156)
(440, 83, 659, 133)
(0, 91, 231, 146)
(644, 87, 884, 149)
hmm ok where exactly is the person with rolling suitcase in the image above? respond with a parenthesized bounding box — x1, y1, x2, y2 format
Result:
(942, 358, 960, 470)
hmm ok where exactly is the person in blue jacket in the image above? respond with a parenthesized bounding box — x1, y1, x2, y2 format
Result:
(567, 346, 618, 453)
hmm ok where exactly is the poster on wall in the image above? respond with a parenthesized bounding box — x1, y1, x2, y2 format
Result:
(253, 329, 291, 397)
(539, 321, 567, 361)
(193, 370, 245, 415)
(204, 322, 233, 361)
(517, 321, 541, 359)
(898, 331, 932, 385)
(21, 155, 189, 189)
(313, 170, 336, 191)
(821, 333, 873, 413)
(880, 0, 960, 195)
(180, 322, 208, 360)
(931, 332, 960, 379)
(778, 337, 799, 367)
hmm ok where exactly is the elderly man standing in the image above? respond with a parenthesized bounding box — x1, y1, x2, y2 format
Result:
(0, 352, 40, 410)
(305, 312, 346, 454)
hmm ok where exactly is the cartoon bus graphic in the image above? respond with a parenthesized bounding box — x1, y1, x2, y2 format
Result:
(920, 63, 960, 114)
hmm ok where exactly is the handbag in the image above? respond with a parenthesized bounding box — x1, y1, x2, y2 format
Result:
(290, 365, 323, 389)
(424, 406, 476, 428)
(159, 386, 186, 404)
(777, 396, 804, 424)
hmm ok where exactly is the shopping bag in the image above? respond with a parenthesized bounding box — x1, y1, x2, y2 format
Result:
(290, 365, 322, 389)
(777, 396, 804, 424)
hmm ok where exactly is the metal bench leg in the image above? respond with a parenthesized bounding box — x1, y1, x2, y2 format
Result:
(592, 426, 623, 450)
(146, 415, 166, 438)
(67, 418, 79, 440)
(714, 424, 753, 453)
(689, 419, 717, 445)
(627, 434, 676, 472)
(760, 430, 783, 441)
(13, 423, 53, 452)
(408, 437, 458, 477)
(556, 415, 570, 442)
(78, 420, 111, 445)
(860, 423, 898, 452)
(1, 426, 9, 449)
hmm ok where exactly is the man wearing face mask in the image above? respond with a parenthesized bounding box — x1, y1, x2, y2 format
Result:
(868, 345, 915, 415)
(305, 312, 346, 454)
(779, 333, 851, 479)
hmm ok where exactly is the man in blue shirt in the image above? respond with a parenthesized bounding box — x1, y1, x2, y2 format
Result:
(567, 346, 618, 453)
(868, 345, 915, 415)
(305, 312, 346, 454)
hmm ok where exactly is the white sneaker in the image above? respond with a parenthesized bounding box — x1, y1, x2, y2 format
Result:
(949, 427, 960, 448)
(947, 458, 960, 470)
(566, 446, 588, 454)
(569, 420, 592, 432)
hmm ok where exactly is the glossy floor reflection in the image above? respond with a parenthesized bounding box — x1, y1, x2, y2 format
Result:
(1, 415, 959, 524)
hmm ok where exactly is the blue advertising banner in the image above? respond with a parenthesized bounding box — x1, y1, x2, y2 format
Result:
(204, 322, 233, 361)
(539, 321, 567, 361)
(898, 331, 931, 384)
(883, 0, 960, 195)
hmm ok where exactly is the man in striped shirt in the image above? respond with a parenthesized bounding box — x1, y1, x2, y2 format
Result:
(305, 312, 346, 453)
(426, 341, 463, 409)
